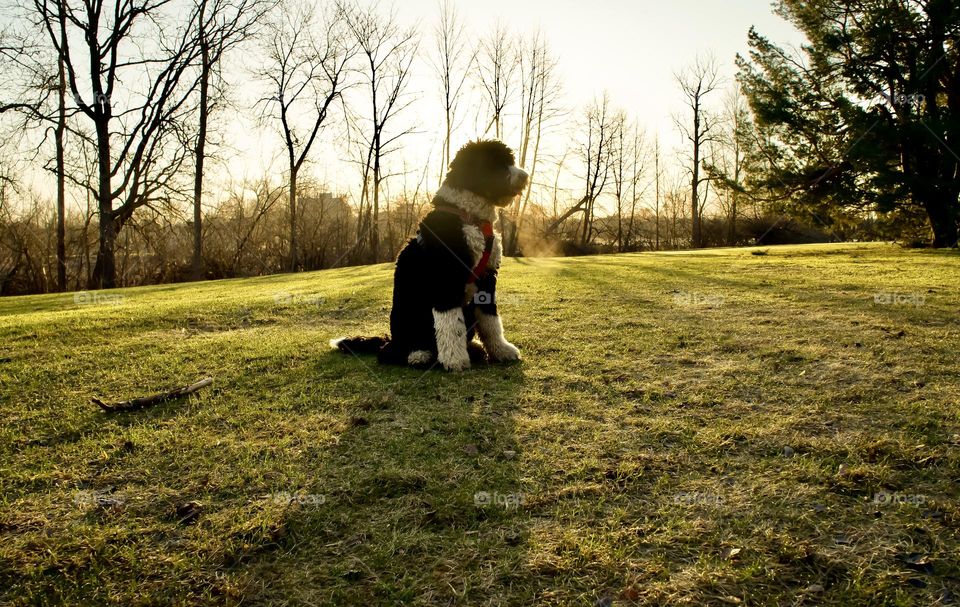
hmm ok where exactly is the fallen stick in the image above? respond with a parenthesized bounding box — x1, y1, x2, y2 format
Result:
(92, 377, 214, 412)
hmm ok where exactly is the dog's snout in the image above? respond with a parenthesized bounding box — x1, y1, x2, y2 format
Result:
(510, 166, 529, 190)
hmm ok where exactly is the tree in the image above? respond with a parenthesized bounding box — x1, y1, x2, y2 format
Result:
(653, 136, 662, 249)
(1, 12, 69, 290)
(256, 0, 353, 271)
(739, 0, 960, 247)
(507, 32, 560, 255)
(429, 0, 473, 181)
(52, 10, 65, 290)
(611, 116, 646, 251)
(705, 84, 756, 245)
(346, 3, 418, 264)
(32, 0, 208, 289)
(611, 113, 628, 251)
(476, 23, 516, 140)
(190, 0, 274, 280)
(546, 95, 619, 246)
(675, 55, 721, 249)
(581, 96, 621, 246)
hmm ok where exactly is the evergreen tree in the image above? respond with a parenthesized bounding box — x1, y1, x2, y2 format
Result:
(738, 0, 959, 247)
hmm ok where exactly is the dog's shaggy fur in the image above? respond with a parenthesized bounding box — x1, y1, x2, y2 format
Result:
(331, 140, 527, 371)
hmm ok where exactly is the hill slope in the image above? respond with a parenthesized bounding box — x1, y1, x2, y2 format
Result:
(1, 243, 959, 605)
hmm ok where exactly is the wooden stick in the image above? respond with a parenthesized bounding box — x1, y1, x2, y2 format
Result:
(92, 377, 214, 412)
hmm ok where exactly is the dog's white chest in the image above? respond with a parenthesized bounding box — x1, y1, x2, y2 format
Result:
(462, 224, 502, 271)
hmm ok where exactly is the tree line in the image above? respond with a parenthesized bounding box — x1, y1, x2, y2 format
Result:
(0, 0, 956, 296)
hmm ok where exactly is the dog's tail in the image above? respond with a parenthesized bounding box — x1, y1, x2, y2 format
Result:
(329, 335, 389, 355)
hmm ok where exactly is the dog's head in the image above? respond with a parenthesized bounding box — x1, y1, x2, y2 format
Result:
(444, 140, 529, 207)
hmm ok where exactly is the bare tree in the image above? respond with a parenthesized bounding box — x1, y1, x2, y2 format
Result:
(506, 32, 560, 255)
(1, 14, 69, 290)
(611, 116, 646, 251)
(346, 3, 418, 264)
(476, 22, 515, 140)
(664, 175, 689, 249)
(256, 0, 353, 271)
(545, 95, 619, 246)
(32, 0, 210, 289)
(653, 136, 661, 250)
(52, 10, 66, 290)
(429, 0, 473, 181)
(215, 176, 284, 275)
(627, 124, 648, 250)
(190, 0, 275, 279)
(675, 55, 721, 249)
(611, 113, 628, 251)
(515, 31, 544, 171)
(705, 84, 755, 246)
(577, 95, 620, 246)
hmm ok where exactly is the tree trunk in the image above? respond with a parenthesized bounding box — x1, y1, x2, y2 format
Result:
(728, 147, 740, 246)
(580, 195, 595, 247)
(920, 192, 959, 248)
(512, 107, 543, 256)
(444, 105, 451, 179)
(691, 144, 701, 248)
(545, 195, 586, 236)
(655, 141, 661, 250)
(728, 191, 738, 246)
(192, 28, 210, 281)
(372, 131, 381, 264)
(93, 117, 115, 289)
(616, 192, 623, 252)
(289, 167, 298, 271)
(55, 44, 66, 292)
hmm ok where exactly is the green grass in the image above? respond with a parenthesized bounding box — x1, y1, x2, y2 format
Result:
(1, 242, 959, 606)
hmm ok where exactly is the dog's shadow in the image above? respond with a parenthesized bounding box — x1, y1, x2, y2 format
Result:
(235, 350, 529, 603)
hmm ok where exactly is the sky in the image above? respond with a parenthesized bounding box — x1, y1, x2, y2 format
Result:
(4, 0, 809, 212)
(405, 0, 805, 134)
(232, 0, 808, 205)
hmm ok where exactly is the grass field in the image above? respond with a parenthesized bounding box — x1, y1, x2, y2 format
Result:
(1, 242, 959, 606)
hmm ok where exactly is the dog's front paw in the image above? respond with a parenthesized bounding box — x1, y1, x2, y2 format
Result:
(487, 340, 520, 363)
(439, 348, 471, 372)
(433, 307, 471, 371)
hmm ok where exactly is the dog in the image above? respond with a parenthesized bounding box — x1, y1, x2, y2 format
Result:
(331, 140, 527, 371)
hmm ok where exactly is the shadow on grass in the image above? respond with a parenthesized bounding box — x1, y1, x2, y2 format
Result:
(224, 350, 532, 605)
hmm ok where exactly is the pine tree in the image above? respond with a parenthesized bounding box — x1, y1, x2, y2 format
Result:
(738, 0, 960, 247)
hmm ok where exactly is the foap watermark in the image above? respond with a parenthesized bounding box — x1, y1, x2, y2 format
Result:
(873, 491, 926, 506)
(73, 489, 124, 508)
(265, 491, 327, 506)
(474, 491, 525, 509)
(472, 291, 526, 306)
(473, 290, 494, 305)
(671, 491, 725, 506)
(672, 291, 725, 307)
(74, 91, 111, 108)
(873, 292, 926, 306)
(877, 92, 925, 107)
(273, 291, 324, 306)
(74, 291, 125, 306)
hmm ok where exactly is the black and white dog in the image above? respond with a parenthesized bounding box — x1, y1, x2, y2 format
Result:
(331, 140, 527, 371)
